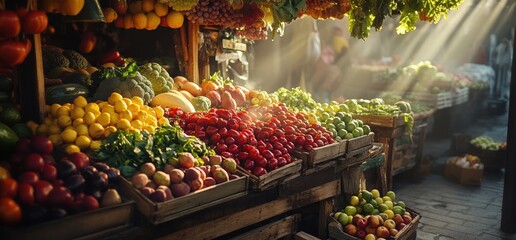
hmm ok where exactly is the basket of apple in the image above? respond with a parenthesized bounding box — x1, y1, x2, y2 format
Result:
(328, 189, 420, 240)
(0, 136, 133, 240)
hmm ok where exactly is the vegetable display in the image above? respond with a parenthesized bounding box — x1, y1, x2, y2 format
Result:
(138, 62, 175, 95)
(470, 136, 505, 151)
(272, 87, 318, 112)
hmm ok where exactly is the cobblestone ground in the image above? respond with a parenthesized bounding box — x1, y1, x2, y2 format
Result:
(393, 110, 516, 240)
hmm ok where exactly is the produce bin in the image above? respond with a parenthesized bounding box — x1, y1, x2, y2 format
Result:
(292, 142, 344, 169)
(238, 160, 302, 191)
(118, 175, 248, 224)
(1, 201, 134, 240)
(328, 208, 421, 240)
(444, 158, 484, 186)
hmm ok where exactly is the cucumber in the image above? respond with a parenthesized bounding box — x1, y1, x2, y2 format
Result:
(0, 122, 19, 154)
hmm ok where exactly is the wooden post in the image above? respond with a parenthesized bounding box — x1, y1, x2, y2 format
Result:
(18, 34, 45, 123)
(501, 36, 516, 233)
(317, 198, 333, 239)
(187, 21, 199, 84)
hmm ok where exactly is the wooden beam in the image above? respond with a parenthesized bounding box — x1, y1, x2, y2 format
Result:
(317, 198, 333, 239)
(18, 34, 45, 123)
(186, 21, 199, 84)
(157, 180, 340, 240)
(228, 214, 300, 240)
(501, 36, 516, 233)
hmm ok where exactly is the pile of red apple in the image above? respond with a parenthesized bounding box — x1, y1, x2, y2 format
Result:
(0, 136, 122, 225)
(341, 213, 413, 239)
(129, 152, 240, 203)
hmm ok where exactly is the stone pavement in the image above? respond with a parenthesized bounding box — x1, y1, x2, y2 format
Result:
(392, 110, 516, 240)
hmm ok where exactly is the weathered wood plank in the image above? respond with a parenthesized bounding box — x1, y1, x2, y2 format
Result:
(158, 180, 340, 240)
(186, 21, 199, 83)
(228, 214, 300, 240)
(318, 198, 333, 239)
(18, 34, 45, 122)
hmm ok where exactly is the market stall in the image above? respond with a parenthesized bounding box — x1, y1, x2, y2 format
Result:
(2, 0, 499, 239)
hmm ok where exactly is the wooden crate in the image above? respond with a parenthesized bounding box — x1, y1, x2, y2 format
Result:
(408, 91, 453, 110)
(239, 160, 303, 191)
(2, 201, 134, 240)
(292, 142, 343, 169)
(353, 114, 406, 128)
(328, 208, 421, 240)
(118, 175, 248, 224)
(453, 87, 469, 105)
(347, 133, 375, 152)
(228, 214, 301, 240)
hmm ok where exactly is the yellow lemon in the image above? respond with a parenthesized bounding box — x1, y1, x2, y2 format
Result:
(75, 124, 89, 136)
(114, 100, 128, 113)
(119, 110, 133, 121)
(123, 98, 132, 106)
(97, 112, 111, 127)
(98, 101, 108, 109)
(109, 113, 119, 126)
(43, 117, 54, 126)
(131, 96, 144, 106)
(102, 105, 115, 114)
(75, 135, 92, 150)
(85, 103, 100, 113)
(153, 107, 164, 118)
(56, 106, 71, 117)
(64, 126, 75, 131)
(83, 112, 96, 125)
(104, 126, 117, 138)
(48, 134, 63, 145)
(128, 104, 140, 114)
(116, 119, 131, 130)
(136, 111, 148, 122)
(130, 119, 144, 130)
(73, 118, 84, 127)
(57, 115, 72, 128)
(89, 123, 105, 139)
(144, 108, 156, 117)
(50, 103, 61, 117)
(143, 125, 155, 134)
(63, 103, 72, 108)
(90, 140, 102, 150)
(61, 129, 78, 143)
(64, 144, 81, 155)
(166, 11, 183, 29)
(70, 107, 85, 120)
(108, 92, 124, 105)
(154, 2, 168, 17)
(158, 117, 169, 126)
(48, 125, 62, 135)
(73, 96, 88, 108)
(146, 117, 157, 127)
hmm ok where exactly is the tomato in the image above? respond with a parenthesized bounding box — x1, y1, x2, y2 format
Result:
(224, 137, 235, 146)
(0, 178, 18, 198)
(220, 151, 232, 158)
(0, 11, 21, 39)
(228, 144, 239, 154)
(21, 10, 48, 34)
(0, 197, 22, 225)
(244, 159, 254, 170)
(0, 39, 32, 67)
(236, 134, 247, 145)
(100, 50, 121, 65)
(210, 133, 221, 143)
(17, 183, 34, 205)
(205, 126, 218, 136)
(216, 143, 228, 153)
(227, 119, 239, 130)
(267, 158, 278, 171)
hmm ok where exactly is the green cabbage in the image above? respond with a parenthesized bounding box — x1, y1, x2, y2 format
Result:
(191, 96, 211, 112)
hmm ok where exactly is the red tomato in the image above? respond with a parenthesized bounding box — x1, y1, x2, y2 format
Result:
(0, 197, 22, 225)
(0, 178, 18, 198)
(0, 11, 21, 39)
(21, 10, 48, 34)
(0, 39, 31, 67)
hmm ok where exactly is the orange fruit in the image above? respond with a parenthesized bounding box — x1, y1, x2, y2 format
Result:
(128, 1, 142, 14)
(133, 12, 147, 30)
(154, 2, 168, 17)
(123, 14, 134, 29)
(115, 14, 125, 28)
(141, 0, 154, 12)
(102, 8, 118, 23)
(145, 12, 160, 30)
(166, 11, 183, 29)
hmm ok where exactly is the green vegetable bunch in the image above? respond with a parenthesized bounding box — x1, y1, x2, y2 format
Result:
(138, 62, 174, 94)
(470, 136, 502, 151)
(92, 125, 215, 178)
(92, 62, 155, 104)
(272, 87, 318, 112)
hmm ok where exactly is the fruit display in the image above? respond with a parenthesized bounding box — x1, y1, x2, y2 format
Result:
(470, 136, 506, 151)
(313, 101, 371, 141)
(333, 189, 416, 239)
(0, 135, 122, 226)
(272, 87, 318, 113)
(448, 154, 482, 169)
(30, 92, 168, 154)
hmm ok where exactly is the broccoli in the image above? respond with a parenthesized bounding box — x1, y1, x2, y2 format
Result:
(42, 49, 70, 74)
(62, 50, 89, 70)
